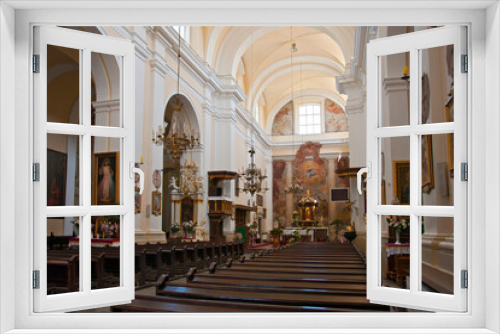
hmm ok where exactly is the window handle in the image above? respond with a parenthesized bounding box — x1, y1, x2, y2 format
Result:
(130, 162, 145, 195)
(357, 162, 371, 195)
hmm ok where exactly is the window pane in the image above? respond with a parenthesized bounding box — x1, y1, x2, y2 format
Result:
(420, 45, 454, 125)
(421, 216, 454, 294)
(47, 134, 80, 206)
(91, 137, 121, 205)
(381, 215, 410, 290)
(91, 52, 122, 127)
(421, 134, 453, 205)
(91, 215, 122, 290)
(47, 45, 80, 124)
(47, 216, 81, 295)
(380, 51, 410, 127)
(380, 136, 410, 205)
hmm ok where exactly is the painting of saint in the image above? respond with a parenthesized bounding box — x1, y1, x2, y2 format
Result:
(93, 152, 120, 205)
(325, 99, 348, 132)
(47, 149, 67, 206)
(272, 101, 293, 135)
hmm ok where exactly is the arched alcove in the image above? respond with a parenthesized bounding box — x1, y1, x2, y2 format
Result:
(161, 93, 203, 235)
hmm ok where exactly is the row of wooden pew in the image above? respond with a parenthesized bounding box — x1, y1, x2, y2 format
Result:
(46, 241, 244, 294)
(111, 243, 390, 312)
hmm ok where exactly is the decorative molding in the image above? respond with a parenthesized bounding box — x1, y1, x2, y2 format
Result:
(383, 76, 410, 93)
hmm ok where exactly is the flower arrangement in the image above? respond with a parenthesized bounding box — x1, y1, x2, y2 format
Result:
(99, 219, 120, 238)
(235, 233, 243, 242)
(170, 223, 180, 235)
(291, 229, 301, 242)
(182, 221, 194, 237)
(386, 215, 410, 232)
(291, 211, 300, 227)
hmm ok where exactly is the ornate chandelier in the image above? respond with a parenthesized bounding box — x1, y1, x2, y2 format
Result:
(170, 159, 204, 196)
(284, 27, 303, 195)
(239, 147, 268, 196)
(152, 28, 200, 159)
(152, 101, 199, 159)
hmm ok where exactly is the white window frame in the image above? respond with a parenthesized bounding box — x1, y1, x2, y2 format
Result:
(33, 26, 136, 313)
(1, 3, 497, 334)
(365, 26, 467, 312)
(298, 102, 322, 134)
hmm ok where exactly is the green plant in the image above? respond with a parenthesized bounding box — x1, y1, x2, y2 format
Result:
(270, 227, 283, 235)
(306, 227, 313, 235)
(330, 219, 343, 227)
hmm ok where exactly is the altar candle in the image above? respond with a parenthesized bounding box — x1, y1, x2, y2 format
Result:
(403, 65, 408, 76)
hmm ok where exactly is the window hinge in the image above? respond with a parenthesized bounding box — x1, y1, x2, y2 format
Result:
(461, 270, 468, 289)
(33, 54, 40, 73)
(461, 54, 468, 73)
(33, 270, 40, 289)
(461, 162, 468, 182)
(33, 163, 40, 182)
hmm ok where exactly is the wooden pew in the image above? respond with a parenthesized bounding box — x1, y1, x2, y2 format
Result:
(46, 254, 78, 294)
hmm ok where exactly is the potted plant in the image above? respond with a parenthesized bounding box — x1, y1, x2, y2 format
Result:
(170, 223, 180, 238)
(291, 229, 301, 243)
(183, 221, 194, 238)
(234, 232, 243, 243)
(269, 227, 284, 248)
(330, 219, 344, 243)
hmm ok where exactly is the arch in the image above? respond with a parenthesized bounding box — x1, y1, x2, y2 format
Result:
(248, 61, 344, 114)
(163, 91, 202, 146)
(266, 90, 347, 134)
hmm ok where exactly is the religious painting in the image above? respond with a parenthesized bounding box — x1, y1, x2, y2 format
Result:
(272, 101, 293, 135)
(325, 99, 348, 132)
(180, 196, 194, 222)
(134, 187, 141, 214)
(422, 135, 435, 194)
(152, 191, 162, 216)
(47, 149, 67, 206)
(294, 142, 329, 219)
(272, 160, 287, 220)
(445, 93, 454, 177)
(92, 152, 120, 205)
(393, 161, 410, 205)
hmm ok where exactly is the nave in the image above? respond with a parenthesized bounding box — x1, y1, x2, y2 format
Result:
(111, 243, 390, 313)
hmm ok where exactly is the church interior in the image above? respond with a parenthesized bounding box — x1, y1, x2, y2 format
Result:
(45, 25, 455, 312)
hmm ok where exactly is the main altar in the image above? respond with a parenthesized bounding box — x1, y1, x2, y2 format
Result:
(297, 190, 319, 227)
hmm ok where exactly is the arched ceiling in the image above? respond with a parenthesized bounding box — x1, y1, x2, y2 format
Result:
(198, 26, 355, 132)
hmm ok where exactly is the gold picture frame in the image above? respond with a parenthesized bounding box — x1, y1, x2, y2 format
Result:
(92, 152, 120, 205)
(392, 161, 410, 205)
(152, 191, 162, 216)
(445, 92, 454, 178)
(421, 134, 435, 194)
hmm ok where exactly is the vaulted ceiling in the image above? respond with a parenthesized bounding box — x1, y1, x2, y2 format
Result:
(197, 26, 355, 130)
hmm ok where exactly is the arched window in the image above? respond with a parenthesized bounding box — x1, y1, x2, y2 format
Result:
(298, 103, 321, 134)
(173, 26, 190, 44)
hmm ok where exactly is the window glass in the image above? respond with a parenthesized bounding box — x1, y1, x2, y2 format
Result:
(298, 103, 321, 134)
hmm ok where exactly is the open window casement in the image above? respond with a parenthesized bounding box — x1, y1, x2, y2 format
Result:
(364, 26, 467, 312)
(33, 26, 139, 312)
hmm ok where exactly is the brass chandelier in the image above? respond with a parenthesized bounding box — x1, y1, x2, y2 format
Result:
(152, 28, 200, 159)
(285, 27, 303, 195)
(239, 147, 268, 196)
